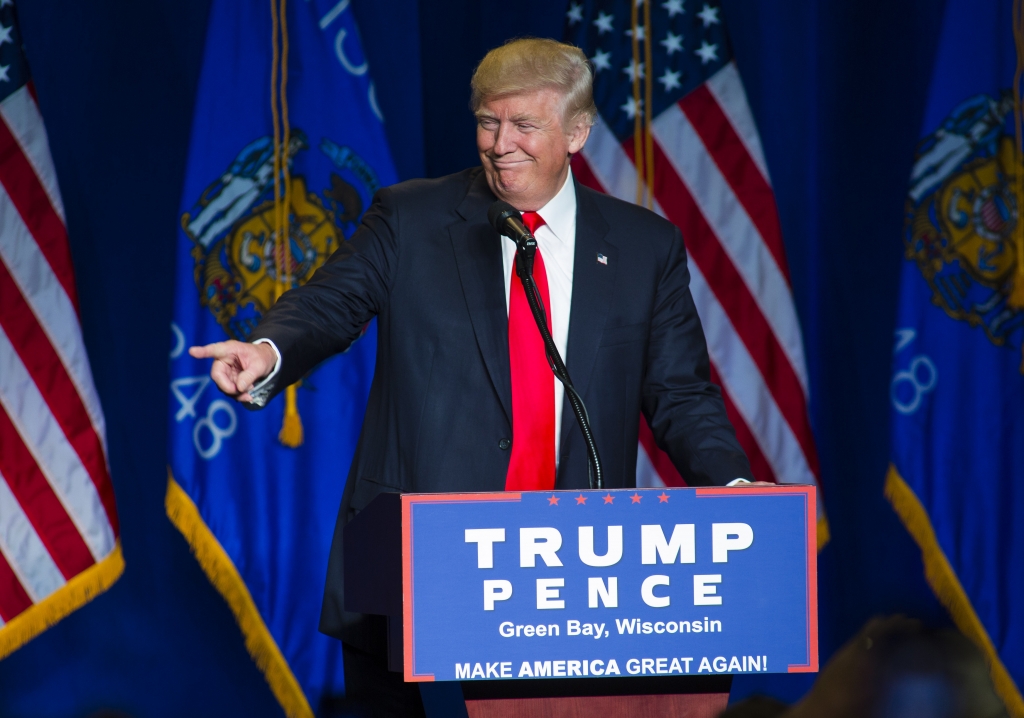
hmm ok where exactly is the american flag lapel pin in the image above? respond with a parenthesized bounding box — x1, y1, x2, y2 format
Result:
(597, 253, 608, 265)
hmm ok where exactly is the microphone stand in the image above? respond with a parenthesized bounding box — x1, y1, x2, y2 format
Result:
(514, 234, 604, 490)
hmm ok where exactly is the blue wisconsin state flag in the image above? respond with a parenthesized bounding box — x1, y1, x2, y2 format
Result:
(886, 0, 1024, 712)
(166, 1, 396, 714)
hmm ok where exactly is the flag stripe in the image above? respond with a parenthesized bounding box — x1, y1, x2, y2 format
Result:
(0, 184, 107, 444)
(0, 26, 121, 637)
(0, 259, 116, 538)
(644, 137, 820, 475)
(588, 118, 813, 445)
(678, 84, 791, 282)
(635, 441, 664, 489)
(574, 16, 822, 528)
(650, 106, 809, 397)
(0, 547, 33, 623)
(711, 364, 779, 484)
(0, 406, 95, 580)
(0, 325, 116, 562)
(0, 115, 77, 312)
(578, 118, 644, 205)
(687, 259, 816, 485)
(636, 363, 780, 486)
(0, 469, 67, 602)
(569, 152, 604, 196)
(0, 87, 66, 224)
(575, 146, 785, 485)
(638, 418, 686, 486)
(704, 63, 771, 183)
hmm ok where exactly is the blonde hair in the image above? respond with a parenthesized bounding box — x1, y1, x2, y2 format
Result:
(471, 38, 597, 128)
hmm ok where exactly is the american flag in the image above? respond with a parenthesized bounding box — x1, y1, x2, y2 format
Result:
(566, 0, 825, 535)
(0, 3, 121, 656)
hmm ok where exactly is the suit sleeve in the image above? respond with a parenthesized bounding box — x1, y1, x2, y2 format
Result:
(247, 186, 399, 400)
(640, 226, 753, 486)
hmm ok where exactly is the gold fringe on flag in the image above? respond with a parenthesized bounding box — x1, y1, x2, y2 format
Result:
(166, 472, 313, 718)
(885, 465, 1024, 716)
(270, 0, 303, 446)
(0, 543, 123, 661)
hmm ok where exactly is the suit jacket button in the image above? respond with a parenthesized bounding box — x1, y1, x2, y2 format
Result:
(499, 438, 511, 450)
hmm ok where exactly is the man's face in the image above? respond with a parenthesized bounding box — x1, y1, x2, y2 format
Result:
(476, 87, 590, 211)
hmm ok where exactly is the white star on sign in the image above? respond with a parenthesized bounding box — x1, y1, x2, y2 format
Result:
(0, 24, 12, 46)
(662, 0, 684, 16)
(695, 40, 718, 64)
(593, 12, 614, 34)
(697, 4, 720, 27)
(0, 65, 9, 83)
(591, 48, 612, 72)
(622, 59, 645, 81)
(658, 68, 682, 92)
(566, 2, 583, 24)
(660, 31, 683, 55)
(621, 96, 643, 119)
(625, 25, 645, 42)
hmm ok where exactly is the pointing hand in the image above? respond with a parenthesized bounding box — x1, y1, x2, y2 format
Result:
(188, 340, 278, 403)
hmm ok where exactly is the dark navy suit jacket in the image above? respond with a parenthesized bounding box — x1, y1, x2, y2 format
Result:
(249, 167, 751, 650)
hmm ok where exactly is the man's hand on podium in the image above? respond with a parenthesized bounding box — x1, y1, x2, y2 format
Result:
(189, 340, 277, 403)
(736, 481, 775, 487)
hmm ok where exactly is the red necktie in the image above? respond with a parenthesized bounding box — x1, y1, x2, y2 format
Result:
(505, 211, 556, 491)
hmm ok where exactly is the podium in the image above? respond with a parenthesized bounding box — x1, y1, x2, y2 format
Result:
(345, 486, 817, 717)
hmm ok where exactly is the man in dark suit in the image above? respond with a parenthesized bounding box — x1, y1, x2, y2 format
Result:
(191, 37, 752, 717)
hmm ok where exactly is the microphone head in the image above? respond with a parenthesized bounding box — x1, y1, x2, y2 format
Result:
(487, 200, 522, 235)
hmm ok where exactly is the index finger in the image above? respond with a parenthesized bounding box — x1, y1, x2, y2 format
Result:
(189, 342, 231, 360)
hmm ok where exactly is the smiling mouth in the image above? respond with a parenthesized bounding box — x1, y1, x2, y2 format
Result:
(491, 159, 530, 169)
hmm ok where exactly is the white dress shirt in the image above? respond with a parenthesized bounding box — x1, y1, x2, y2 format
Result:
(501, 169, 576, 467)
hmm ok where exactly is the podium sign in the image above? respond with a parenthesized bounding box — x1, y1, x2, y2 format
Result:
(401, 486, 817, 682)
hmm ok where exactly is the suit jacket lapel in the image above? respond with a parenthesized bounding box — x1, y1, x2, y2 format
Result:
(560, 181, 616, 453)
(450, 171, 512, 425)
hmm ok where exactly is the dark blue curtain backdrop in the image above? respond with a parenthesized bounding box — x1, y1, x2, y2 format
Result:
(0, 0, 950, 715)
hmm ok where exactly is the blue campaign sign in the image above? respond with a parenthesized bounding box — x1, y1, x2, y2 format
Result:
(401, 486, 817, 682)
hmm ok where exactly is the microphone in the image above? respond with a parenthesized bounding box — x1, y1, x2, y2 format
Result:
(488, 199, 537, 276)
(487, 200, 533, 248)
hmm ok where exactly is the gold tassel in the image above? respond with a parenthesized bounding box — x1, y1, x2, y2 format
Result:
(278, 383, 303, 447)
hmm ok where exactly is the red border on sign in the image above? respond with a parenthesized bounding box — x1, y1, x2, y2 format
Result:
(695, 485, 818, 673)
(402, 492, 523, 682)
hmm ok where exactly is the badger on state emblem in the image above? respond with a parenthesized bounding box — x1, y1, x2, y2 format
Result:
(181, 129, 375, 341)
(904, 91, 1024, 353)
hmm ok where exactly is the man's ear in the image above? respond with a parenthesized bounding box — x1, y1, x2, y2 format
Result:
(567, 119, 592, 155)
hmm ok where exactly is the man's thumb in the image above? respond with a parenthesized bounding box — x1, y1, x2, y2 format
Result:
(236, 368, 258, 392)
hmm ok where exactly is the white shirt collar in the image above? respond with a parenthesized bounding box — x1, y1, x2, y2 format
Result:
(534, 168, 576, 244)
